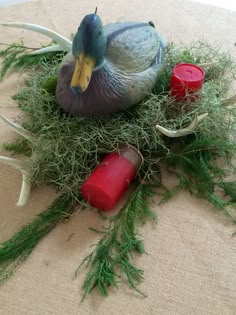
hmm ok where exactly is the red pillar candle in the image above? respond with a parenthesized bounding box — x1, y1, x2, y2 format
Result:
(81, 144, 142, 211)
(170, 63, 205, 101)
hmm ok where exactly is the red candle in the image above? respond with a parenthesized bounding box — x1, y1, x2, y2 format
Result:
(81, 144, 142, 211)
(170, 63, 205, 101)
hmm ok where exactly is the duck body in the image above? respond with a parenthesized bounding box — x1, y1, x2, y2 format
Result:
(56, 20, 165, 117)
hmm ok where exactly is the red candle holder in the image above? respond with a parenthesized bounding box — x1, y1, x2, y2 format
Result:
(170, 63, 205, 101)
(81, 144, 142, 211)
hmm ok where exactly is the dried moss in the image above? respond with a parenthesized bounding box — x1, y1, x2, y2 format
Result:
(7, 42, 235, 198)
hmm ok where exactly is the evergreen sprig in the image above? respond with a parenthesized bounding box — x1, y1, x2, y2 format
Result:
(0, 41, 65, 79)
(162, 135, 236, 223)
(0, 193, 74, 285)
(218, 181, 236, 202)
(77, 183, 157, 299)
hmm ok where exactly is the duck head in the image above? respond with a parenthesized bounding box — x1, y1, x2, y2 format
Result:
(71, 13, 107, 94)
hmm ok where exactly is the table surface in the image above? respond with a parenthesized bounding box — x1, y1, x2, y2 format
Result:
(1, 0, 236, 11)
(0, 1, 235, 314)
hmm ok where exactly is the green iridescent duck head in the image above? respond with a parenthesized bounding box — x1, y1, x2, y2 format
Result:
(71, 13, 107, 94)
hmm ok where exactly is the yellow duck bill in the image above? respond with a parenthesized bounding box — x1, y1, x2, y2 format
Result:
(70, 53, 96, 94)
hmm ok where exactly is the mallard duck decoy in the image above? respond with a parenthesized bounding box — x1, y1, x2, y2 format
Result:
(3, 13, 165, 116)
(56, 14, 166, 116)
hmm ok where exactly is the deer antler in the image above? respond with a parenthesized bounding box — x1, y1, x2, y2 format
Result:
(0, 156, 32, 206)
(221, 94, 236, 106)
(0, 115, 34, 206)
(2, 22, 72, 54)
(156, 113, 208, 137)
(0, 115, 34, 140)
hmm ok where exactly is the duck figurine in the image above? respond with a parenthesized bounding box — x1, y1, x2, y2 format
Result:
(3, 12, 165, 116)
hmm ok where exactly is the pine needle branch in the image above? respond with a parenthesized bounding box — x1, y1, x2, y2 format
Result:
(77, 182, 157, 300)
(0, 40, 65, 80)
(162, 135, 236, 222)
(218, 181, 236, 202)
(0, 193, 75, 284)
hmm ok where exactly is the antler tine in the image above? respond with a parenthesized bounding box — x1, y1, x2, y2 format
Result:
(0, 156, 32, 206)
(0, 114, 34, 140)
(2, 22, 72, 53)
(156, 113, 208, 137)
(221, 94, 236, 106)
(29, 44, 63, 55)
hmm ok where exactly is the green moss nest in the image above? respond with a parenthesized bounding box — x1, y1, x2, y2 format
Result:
(4, 42, 235, 201)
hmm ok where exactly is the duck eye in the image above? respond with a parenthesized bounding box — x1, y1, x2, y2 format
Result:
(148, 21, 155, 28)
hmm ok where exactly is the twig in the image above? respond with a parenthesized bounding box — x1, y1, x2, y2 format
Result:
(66, 233, 75, 242)
(0, 42, 40, 50)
